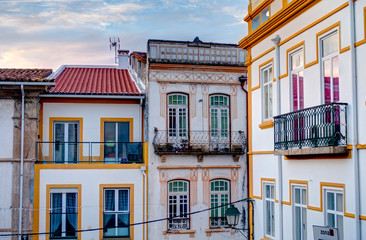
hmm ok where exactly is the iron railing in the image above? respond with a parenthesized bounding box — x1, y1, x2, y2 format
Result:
(36, 142, 144, 164)
(210, 217, 228, 228)
(153, 130, 246, 155)
(274, 103, 347, 150)
(167, 218, 190, 231)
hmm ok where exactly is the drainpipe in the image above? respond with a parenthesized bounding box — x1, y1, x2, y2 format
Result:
(271, 35, 283, 240)
(349, 0, 361, 239)
(140, 165, 147, 240)
(18, 84, 25, 240)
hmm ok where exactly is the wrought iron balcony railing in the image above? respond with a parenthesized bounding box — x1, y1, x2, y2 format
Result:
(274, 103, 347, 151)
(153, 130, 246, 155)
(36, 142, 144, 164)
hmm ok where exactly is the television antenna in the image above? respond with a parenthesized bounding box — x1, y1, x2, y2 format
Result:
(109, 37, 120, 63)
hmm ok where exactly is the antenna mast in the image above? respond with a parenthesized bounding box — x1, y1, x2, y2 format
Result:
(109, 37, 120, 63)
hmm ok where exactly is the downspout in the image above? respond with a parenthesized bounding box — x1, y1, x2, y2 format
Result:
(271, 35, 283, 240)
(349, 0, 361, 239)
(18, 84, 25, 240)
(140, 165, 147, 240)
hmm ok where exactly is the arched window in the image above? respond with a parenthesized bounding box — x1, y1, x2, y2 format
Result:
(167, 180, 190, 230)
(167, 93, 188, 142)
(209, 179, 230, 228)
(210, 95, 230, 150)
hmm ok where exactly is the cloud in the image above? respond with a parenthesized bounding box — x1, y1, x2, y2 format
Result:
(222, 6, 247, 25)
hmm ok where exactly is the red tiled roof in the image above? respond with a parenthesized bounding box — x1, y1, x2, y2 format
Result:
(0, 68, 53, 82)
(49, 67, 141, 95)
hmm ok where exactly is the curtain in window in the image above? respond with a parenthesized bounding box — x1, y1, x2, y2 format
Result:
(50, 193, 62, 237)
(66, 193, 77, 236)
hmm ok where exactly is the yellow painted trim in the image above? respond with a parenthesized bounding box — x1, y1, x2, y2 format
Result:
(157, 165, 241, 170)
(356, 144, 366, 149)
(281, 180, 308, 205)
(284, 148, 352, 160)
(46, 184, 82, 240)
(247, 63, 254, 239)
(360, 215, 366, 221)
(49, 117, 84, 162)
(252, 178, 279, 203)
(36, 163, 146, 169)
(247, 150, 274, 155)
(251, 47, 275, 64)
(355, 7, 366, 47)
(33, 165, 41, 240)
(100, 118, 134, 162)
(99, 184, 135, 240)
(347, 145, 353, 150)
(253, 58, 274, 91)
(306, 182, 355, 218)
(259, 120, 274, 129)
(279, 41, 304, 80)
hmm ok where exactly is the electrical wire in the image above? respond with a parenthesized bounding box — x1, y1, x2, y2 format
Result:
(0, 198, 252, 237)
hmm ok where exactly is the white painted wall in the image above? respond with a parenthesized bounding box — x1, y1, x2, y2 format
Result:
(0, 99, 14, 158)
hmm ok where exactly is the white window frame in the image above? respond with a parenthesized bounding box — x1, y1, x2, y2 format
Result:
(320, 30, 339, 104)
(209, 94, 230, 149)
(289, 48, 305, 111)
(53, 121, 79, 163)
(167, 93, 188, 144)
(209, 179, 230, 228)
(49, 188, 78, 238)
(261, 64, 273, 122)
(167, 180, 190, 231)
(324, 188, 344, 240)
(263, 182, 275, 238)
(103, 188, 130, 238)
(292, 185, 307, 240)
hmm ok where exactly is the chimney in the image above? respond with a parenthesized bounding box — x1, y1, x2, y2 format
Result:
(118, 50, 129, 69)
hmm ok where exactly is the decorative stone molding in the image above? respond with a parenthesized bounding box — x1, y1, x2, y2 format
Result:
(201, 84, 209, 119)
(161, 155, 167, 162)
(189, 84, 197, 118)
(159, 83, 167, 118)
(159, 169, 167, 206)
(230, 86, 238, 119)
(190, 169, 198, 205)
(202, 169, 210, 206)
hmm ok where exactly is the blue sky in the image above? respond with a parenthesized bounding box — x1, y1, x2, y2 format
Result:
(0, 0, 249, 70)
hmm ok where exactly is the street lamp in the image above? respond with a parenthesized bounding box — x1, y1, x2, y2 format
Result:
(225, 204, 241, 227)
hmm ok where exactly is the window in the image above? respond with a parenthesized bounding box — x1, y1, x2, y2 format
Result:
(168, 180, 190, 230)
(264, 183, 275, 237)
(252, 7, 270, 31)
(321, 31, 339, 104)
(261, 65, 273, 121)
(53, 121, 79, 163)
(324, 189, 343, 240)
(103, 188, 130, 238)
(167, 94, 188, 146)
(104, 122, 130, 163)
(50, 189, 78, 238)
(293, 186, 307, 240)
(210, 95, 230, 150)
(210, 179, 230, 228)
(290, 49, 304, 111)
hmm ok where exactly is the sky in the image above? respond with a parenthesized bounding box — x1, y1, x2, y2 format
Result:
(0, 0, 249, 71)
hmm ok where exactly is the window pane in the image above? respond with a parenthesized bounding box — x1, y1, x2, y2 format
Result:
(295, 206, 301, 239)
(337, 215, 343, 239)
(322, 32, 339, 57)
(302, 189, 307, 205)
(332, 56, 339, 102)
(336, 193, 343, 212)
(117, 213, 129, 236)
(327, 192, 335, 210)
(118, 190, 129, 211)
(295, 188, 300, 204)
(103, 214, 116, 236)
(261, 7, 269, 23)
(323, 59, 331, 104)
(105, 190, 115, 211)
(252, 15, 260, 31)
(327, 213, 335, 227)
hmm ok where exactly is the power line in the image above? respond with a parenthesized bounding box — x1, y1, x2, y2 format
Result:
(0, 198, 252, 237)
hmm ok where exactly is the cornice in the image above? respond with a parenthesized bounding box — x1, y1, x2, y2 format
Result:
(239, 0, 320, 49)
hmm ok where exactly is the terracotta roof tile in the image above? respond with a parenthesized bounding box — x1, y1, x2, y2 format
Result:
(49, 67, 141, 95)
(0, 68, 53, 82)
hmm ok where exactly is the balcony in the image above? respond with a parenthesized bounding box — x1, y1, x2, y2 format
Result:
(36, 142, 145, 164)
(153, 130, 246, 156)
(274, 103, 348, 156)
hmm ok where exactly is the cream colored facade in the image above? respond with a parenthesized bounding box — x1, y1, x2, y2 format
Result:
(240, 0, 366, 239)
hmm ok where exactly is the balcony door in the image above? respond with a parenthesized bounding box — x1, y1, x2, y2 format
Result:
(210, 95, 230, 151)
(53, 121, 79, 163)
(104, 122, 130, 163)
(167, 94, 188, 148)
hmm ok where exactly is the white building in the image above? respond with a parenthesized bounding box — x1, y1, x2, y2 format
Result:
(146, 38, 248, 239)
(32, 51, 148, 240)
(239, 0, 365, 239)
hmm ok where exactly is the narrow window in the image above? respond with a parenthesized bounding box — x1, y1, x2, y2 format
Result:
(321, 31, 339, 104)
(290, 49, 304, 111)
(210, 179, 230, 228)
(103, 188, 130, 238)
(53, 121, 79, 163)
(168, 180, 190, 230)
(293, 186, 307, 240)
(167, 94, 188, 146)
(261, 65, 273, 121)
(264, 183, 275, 237)
(210, 95, 230, 150)
(50, 189, 78, 238)
(325, 189, 343, 240)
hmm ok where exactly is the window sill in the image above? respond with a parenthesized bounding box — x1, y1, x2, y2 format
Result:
(205, 228, 235, 237)
(259, 120, 274, 129)
(163, 230, 196, 238)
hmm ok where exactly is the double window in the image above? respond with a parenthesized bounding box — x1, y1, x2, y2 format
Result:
(264, 183, 275, 238)
(167, 94, 188, 145)
(321, 31, 339, 104)
(210, 95, 230, 150)
(103, 188, 130, 238)
(293, 186, 307, 240)
(167, 180, 190, 230)
(53, 121, 79, 163)
(252, 7, 270, 31)
(324, 189, 343, 240)
(261, 65, 273, 121)
(49, 189, 78, 238)
(210, 179, 230, 228)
